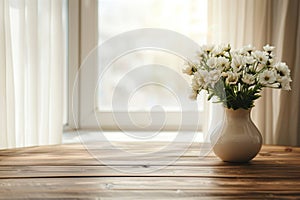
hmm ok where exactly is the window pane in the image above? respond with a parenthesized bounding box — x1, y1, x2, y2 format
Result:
(97, 0, 207, 111)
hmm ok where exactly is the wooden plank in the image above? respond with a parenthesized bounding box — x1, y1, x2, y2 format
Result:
(0, 189, 299, 199)
(1, 177, 300, 190)
(0, 177, 299, 199)
(0, 157, 299, 167)
(0, 165, 299, 179)
(0, 142, 299, 199)
(0, 142, 298, 153)
(0, 142, 299, 166)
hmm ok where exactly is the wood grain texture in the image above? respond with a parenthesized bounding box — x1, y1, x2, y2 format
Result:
(0, 142, 299, 199)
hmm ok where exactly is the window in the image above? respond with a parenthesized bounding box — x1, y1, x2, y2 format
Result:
(71, 0, 209, 132)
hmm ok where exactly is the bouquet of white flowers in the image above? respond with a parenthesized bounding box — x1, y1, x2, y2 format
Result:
(183, 44, 292, 110)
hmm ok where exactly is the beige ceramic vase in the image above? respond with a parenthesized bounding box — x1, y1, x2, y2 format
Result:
(210, 108, 263, 163)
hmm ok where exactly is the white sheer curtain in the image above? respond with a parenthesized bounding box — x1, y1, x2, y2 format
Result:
(274, 0, 300, 146)
(208, 0, 300, 146)
(0, 0, 66, 149)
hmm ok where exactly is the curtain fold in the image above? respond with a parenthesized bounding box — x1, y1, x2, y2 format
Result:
(208, 0, 300, 146)
(0, 0, 65, 149)
(275, 0, 300, 146)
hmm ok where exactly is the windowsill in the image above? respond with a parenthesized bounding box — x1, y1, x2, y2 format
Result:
(63, 130, 204, 144)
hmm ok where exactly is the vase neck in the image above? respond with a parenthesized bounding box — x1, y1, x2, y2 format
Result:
(224, 108, 251, 120)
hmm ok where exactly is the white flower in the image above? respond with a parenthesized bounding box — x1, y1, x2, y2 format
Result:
(231, 55, 246, 72)
(274, 62, 292, 90)
(244, 56, 256, 65)
(279, 76, 292, 90)
(197, 50, 205, 58)
(207, 57, 217, 68)
(252, 51, 268, 64)
(212, 44, 230, 56)
(194, 70, 209, 89)
(244, 44, 255, 52)
(189, 89, 198, 100)
(230, 49, 239, 57)
(269, 52, 275, 58)
(220, 44, 231, 52)
(208, 69, 222, 87)
(221, 72, 228, 77)
(216, 57, 230, 69)
(258, 70, 276, 85)
(184, 43, 292, 105)
(268, 58, 275, 66)
(191, 77, 198, 89)
(182, 65, 194, 75)
(200, 44, 214, 54)
(225, 72, 239, 85)
(240, 44, 255, 55)
(263, 44, 275, 52)
(208, 57, 230, 69)
(248, 65, 255, 71)
(242, 73, 256, 85)
(274, 62, 290, 77)
(212, 46, 224, 56)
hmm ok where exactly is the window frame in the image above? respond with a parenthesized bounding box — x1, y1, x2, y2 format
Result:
(66, 0, 207, 132)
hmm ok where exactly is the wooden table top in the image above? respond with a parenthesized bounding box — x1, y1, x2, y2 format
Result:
(0, 142, 299, 199)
